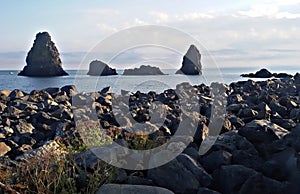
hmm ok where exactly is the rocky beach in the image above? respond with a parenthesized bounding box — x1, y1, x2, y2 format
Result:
(1, 73, 300, 193)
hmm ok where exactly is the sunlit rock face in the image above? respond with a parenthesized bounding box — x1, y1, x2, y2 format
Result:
(176, 44, 202, 75)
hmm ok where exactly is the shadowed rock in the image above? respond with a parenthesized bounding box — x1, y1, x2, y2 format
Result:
(87, 60, 118, 76)
(176, 44, 202, 75)
(18, 32, 68, 77)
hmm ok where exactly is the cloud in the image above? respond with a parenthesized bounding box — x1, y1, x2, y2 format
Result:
(150, 11, 215, 24)
(96, 23, 118, 33)
(237, 1, 300, 19)
(175, 12, 215, 21)
(150, 11, 170, 23)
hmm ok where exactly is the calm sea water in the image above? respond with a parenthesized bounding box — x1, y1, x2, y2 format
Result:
(0, 66, 299, 94)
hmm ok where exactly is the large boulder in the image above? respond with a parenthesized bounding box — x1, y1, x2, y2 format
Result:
(87, 60, 118, 76)
(176, 44, 202, 75)
(238, 119, 289, 144)
(96, 184, 175, 194)
(212, 165, 257, 194)
(147, 153, 212, 193)
(18, 32, 68, 77)
(123, 65, 165, 75)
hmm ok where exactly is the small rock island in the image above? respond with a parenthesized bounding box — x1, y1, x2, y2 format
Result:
(176, 44, 202, 75)
(18, 32, 68, 77)
(123, 65, 165, 75)
(241, 68, 293, 79)
(87, 60, 118, 76)
(241, 68, 273, 78)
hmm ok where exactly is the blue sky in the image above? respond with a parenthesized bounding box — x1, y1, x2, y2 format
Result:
(0, 0, 300, 69)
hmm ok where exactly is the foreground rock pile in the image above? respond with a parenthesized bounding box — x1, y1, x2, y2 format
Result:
(1, 74, 300, 193)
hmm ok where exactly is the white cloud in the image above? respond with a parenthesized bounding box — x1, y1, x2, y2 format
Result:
(96, 23, 118, 33)
(175, 12, 215, 21)
(150, 11, 214, 23)
(132, 18, 149, 25)
(237, 1, 300, 19)
(275, 12, 300, 19)
(150, 11, 170, 23)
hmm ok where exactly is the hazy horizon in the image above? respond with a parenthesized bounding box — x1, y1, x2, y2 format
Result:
(0, 0, 300, 70)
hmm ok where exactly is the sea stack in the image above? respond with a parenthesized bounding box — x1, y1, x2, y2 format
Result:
(241, 68, 273, 78)
(123, 65, 165, 75)
(18, 32, 68, 77)
(176, 44, 202, 75)
(87, 60, 118, 76)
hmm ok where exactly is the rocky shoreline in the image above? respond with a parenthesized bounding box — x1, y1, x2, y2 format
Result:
(1, 74, 300, 193)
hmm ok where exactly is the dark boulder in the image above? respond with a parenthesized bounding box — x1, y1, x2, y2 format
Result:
(18, 32, 68, 77)
(176, 44, 202, 75)
(202, 150, 232, 172)
(294, 73, 300, 84)
(197, 188, 221, 194)
(61, 85, 78, 97)
(238, 119, 288, 144)
(96, 184, 175, 194)
(239, 173, 287, 194)
(123, 65, 165, 75)
(262, 148, 297, 181)
(87, 60, 117, 76)
(147, 153, 212, 193)
(241, 68, 272, 78)
(212, 165, 257, 194)
(209, 131, 263, 171)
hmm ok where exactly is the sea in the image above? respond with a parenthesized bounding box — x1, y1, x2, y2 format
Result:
(0, 66, 299, 94)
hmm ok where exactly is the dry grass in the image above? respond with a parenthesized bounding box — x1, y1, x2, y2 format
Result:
(0, 120, 116, 194)
(0, 120, 168, 193)
(0, 147, 115, 194)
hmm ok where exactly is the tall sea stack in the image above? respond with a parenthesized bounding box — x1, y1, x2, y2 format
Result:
(18, 32, 68, 77)
(176, 44, 202, 75)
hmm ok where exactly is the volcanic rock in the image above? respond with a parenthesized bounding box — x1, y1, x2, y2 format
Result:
(96, 184, 175, 194)
(147, 153, 212, 193)
(176, 44, 202, 75)
(18, 32, 68, 77)
(294, 73, 300, 84)
(0, 142, 11, 157)
(87, 60, 117, 76)
(241, 68, 272, 78)
(212, 165, 257, 194)
(123, 65, 165, 75)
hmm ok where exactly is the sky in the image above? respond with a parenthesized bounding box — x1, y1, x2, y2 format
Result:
(0, 0, 299, 70)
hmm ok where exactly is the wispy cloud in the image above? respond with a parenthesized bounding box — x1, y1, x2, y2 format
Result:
(150, 11, 215, 23)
